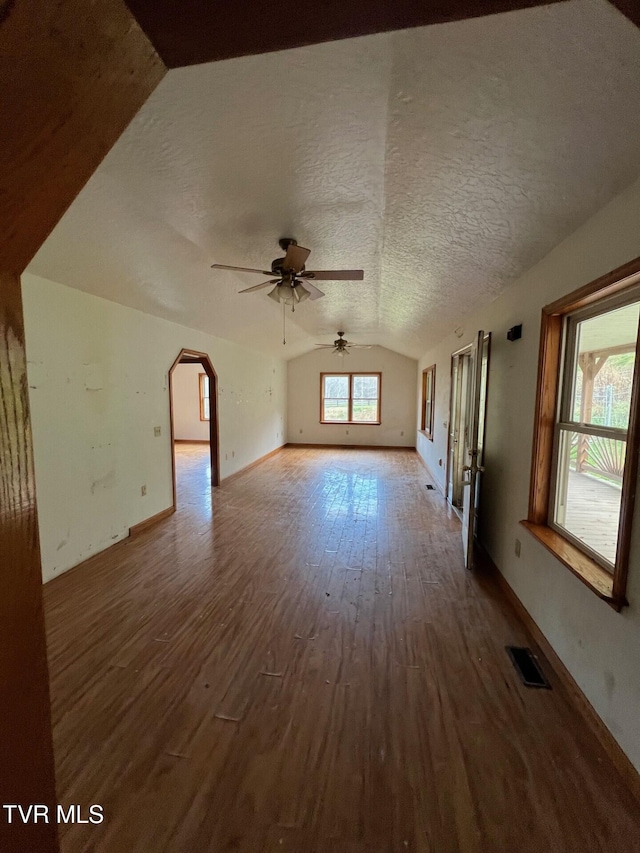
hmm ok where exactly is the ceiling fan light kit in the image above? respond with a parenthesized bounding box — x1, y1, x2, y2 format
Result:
(314, 330, 373, 356)
(211, 237, 365, 344)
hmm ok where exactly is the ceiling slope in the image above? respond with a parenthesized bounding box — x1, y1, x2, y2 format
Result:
(28, 0, 640, 359)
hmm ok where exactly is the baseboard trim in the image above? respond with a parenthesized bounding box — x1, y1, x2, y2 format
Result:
(174, 439, 210, 444)
(220, 444, 286, 485)
(414, 450, 447, 498)
(285, 442, 415, 451)
(481, 549, 640, 805)
(129, 506, 176, 536)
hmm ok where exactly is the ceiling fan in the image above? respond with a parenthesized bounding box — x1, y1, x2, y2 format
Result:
(211, 238, 364, 309)
(315, 331, 373, 357)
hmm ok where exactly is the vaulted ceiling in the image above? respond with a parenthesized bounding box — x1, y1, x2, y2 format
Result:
(28, 0, 640, 358)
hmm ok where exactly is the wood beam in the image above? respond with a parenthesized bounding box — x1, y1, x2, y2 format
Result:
(124, 0, 567, 69)
(609, 1, 640, 30)
(0, 0, 166, 274)
(0, 272, 58, 850)
(0, 2, 165, 850)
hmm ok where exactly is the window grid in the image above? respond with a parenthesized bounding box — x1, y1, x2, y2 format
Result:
(320, 373, 381, 425)
(524, 256, 640, 609)
(199, 373, 210, 421)
(421, 365, 435, 439)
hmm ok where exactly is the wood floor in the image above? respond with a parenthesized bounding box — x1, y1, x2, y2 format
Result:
(44, 445, 640, 853)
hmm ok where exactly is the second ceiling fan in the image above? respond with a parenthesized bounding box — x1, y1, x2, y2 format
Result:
(315, 331, 372, 356)
(211, 238, 364, 308)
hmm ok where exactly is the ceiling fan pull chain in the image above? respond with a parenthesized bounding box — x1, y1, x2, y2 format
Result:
(282, 301, 286, 345)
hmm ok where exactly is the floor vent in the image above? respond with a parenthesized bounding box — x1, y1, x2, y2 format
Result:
(506, 646, 551, 689)
(425, 484, 435, 490)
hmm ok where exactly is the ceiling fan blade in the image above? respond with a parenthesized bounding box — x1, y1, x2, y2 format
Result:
(314, 344, 335, 347)
(346, 344, 373, 349)
(238, 279, 279, 294)
(298, 280, 324, 301)
(301, 270, 364, 281)
(283, 243, 310, 273)
(212, 263, 273, 275)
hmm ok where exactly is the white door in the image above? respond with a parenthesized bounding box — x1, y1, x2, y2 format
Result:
(462, 332, 490, 569)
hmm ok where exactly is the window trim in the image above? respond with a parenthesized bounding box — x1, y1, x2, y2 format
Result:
(199, 372, 210, 422)
(523, 256, 640, 610)
(420, 364, 436, 439)
(320, 372, 381, 425)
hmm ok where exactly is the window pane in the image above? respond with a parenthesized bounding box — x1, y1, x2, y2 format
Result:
(553, 428, 625, 566)
(200, 374, 210, 421)
(324, 375, 349, 398)
(352, 400, 378, 422)
(353, 375, 378, 399)
(569, 302, 639, 429)
(323, 399, 349, 421)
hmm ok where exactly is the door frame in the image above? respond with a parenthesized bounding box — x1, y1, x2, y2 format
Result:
(168, 348, 220, 508)
(445, 341, 474, 510)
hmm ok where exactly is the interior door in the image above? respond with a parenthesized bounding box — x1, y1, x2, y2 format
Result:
(461, 331, 490, 569)
(447, 357, 460, 503)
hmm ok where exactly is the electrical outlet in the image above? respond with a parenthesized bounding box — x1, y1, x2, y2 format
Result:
(141, 485, 147, 497)
(225, 453, 228, 461)
(232, 450, 235, 458)
(515, 538, 521, 558)
(299, 429, 303, 434)
(154, 426, 161, 437)
(400, 431, 404, 436)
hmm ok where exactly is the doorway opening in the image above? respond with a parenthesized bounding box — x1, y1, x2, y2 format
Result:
(168, 349, 220, 509)
(445, 333, 491, 569)
(447, 345, 473, 511)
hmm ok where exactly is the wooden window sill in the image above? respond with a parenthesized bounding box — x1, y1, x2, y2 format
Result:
(320, 421, 380, 426)
(418, 430, 434, 440)
(520, 521, 626, 611)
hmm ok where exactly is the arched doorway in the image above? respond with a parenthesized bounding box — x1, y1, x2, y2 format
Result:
(168, 348, 220, 509)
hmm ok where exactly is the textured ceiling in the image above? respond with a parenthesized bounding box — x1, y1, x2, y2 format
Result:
(28, 0, 640, 360)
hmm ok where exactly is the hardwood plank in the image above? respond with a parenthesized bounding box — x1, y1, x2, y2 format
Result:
(44, 446, 640, 852)
(477, 548, 640, 808)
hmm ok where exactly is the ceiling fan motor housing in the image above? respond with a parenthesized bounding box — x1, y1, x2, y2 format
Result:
(271, 257, 305, 276)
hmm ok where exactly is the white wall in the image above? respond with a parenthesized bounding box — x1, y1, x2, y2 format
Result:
(416, 176, 640, 772)
(287, 346, 417, 447)
(171, 362, 210, 441)
(23, 273, 287, 583)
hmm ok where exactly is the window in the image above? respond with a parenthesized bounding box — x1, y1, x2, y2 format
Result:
(524, 257, 640, 610)
(421, 365, 436, 439)
(199, 373, 210, 421)
(321, 373, 380, 424)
